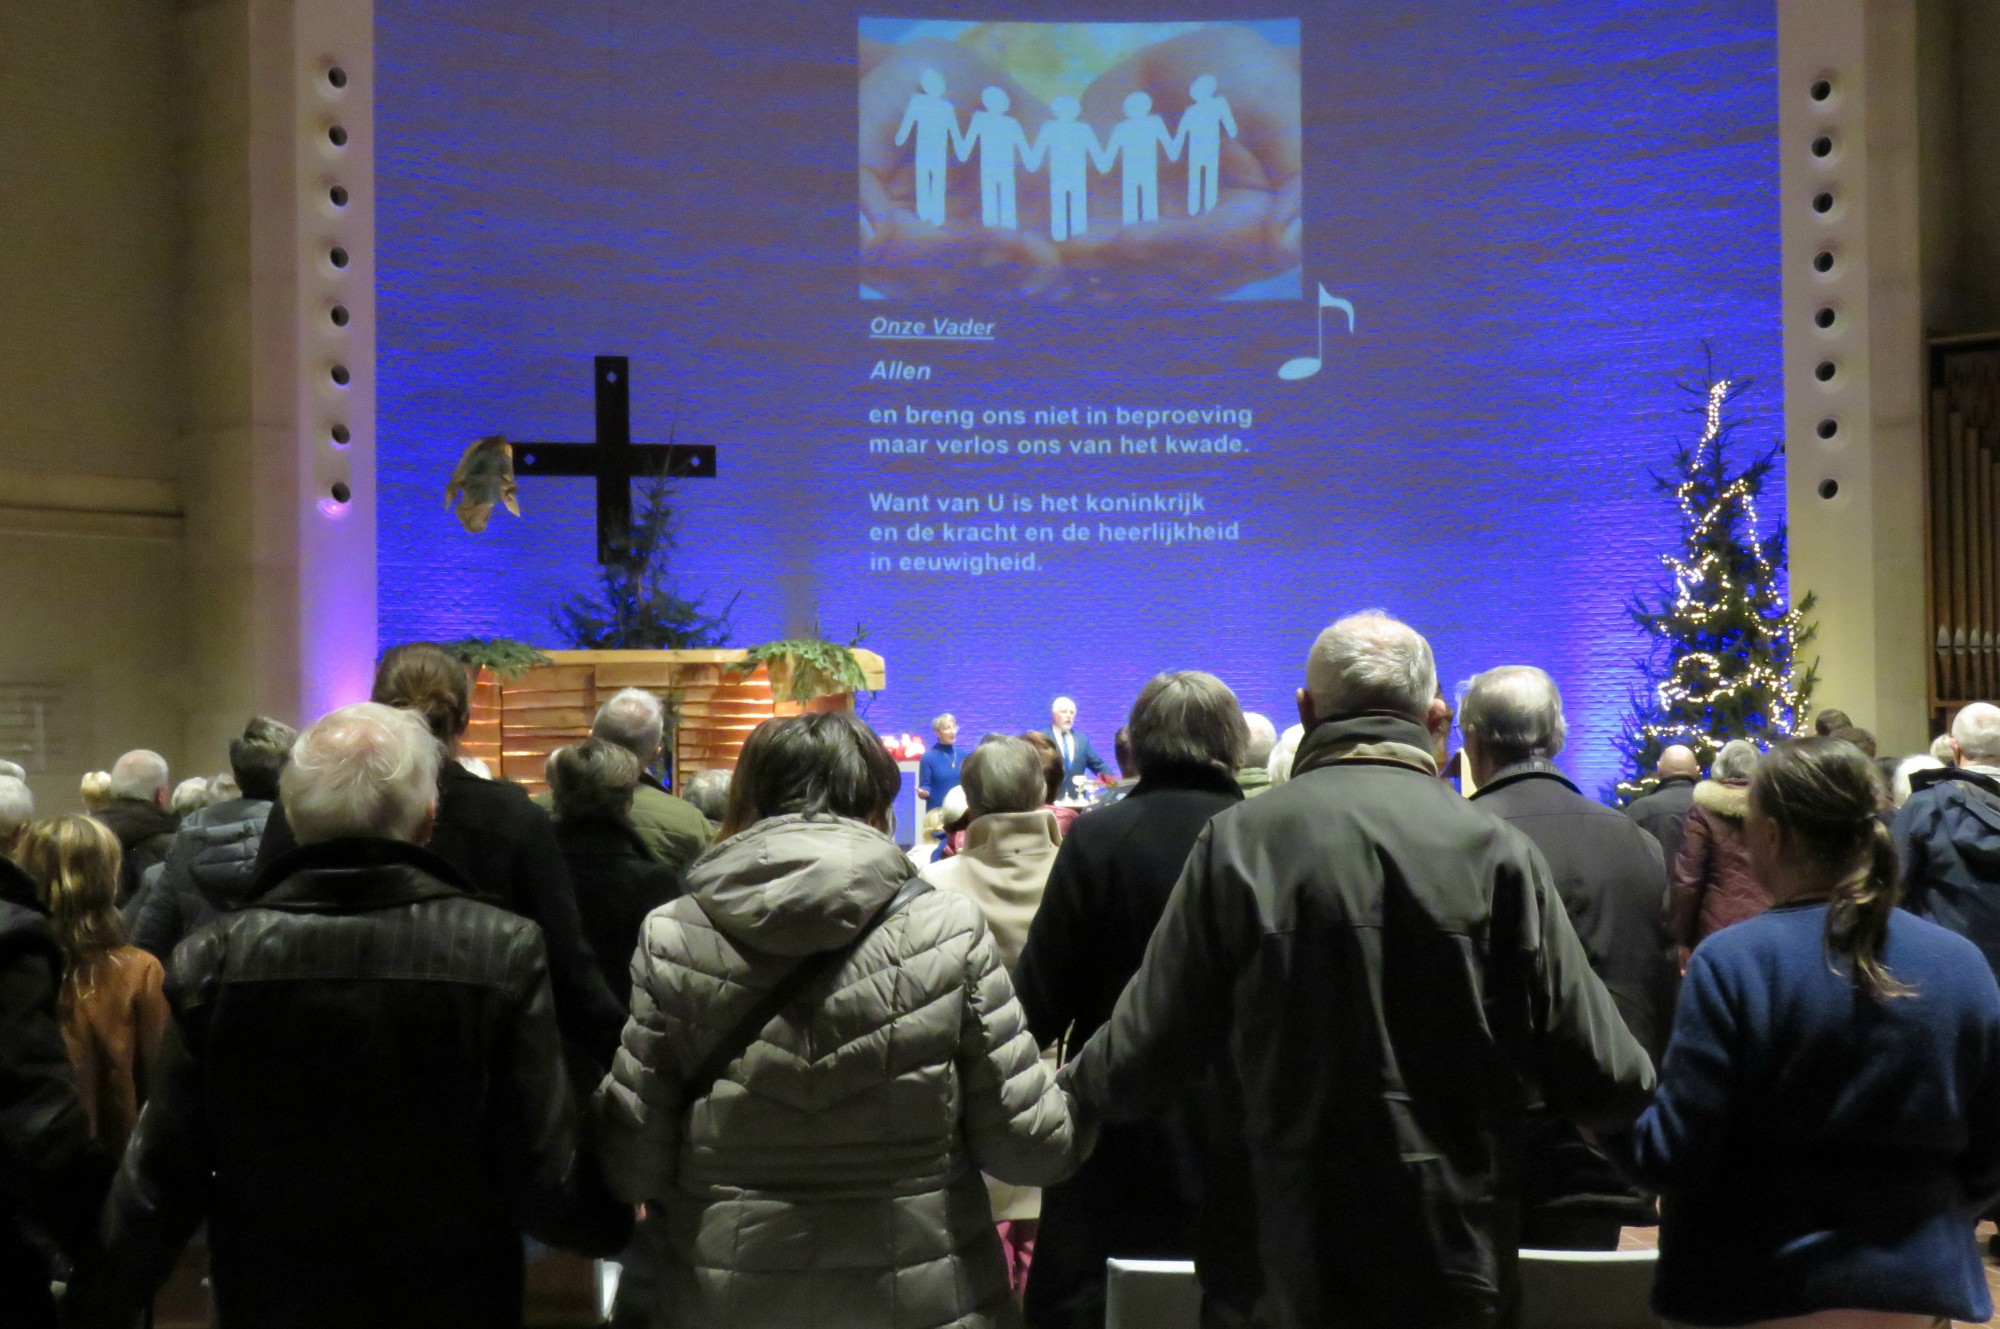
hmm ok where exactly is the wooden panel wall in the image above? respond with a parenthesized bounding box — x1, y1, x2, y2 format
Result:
(1929, 341, 2000, 713)
(459, 649, 884, 795)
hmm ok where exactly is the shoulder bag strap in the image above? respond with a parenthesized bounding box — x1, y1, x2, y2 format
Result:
(680, 875, 931, 1108)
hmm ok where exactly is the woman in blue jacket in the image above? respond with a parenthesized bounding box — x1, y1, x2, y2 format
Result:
(1617, 736, 2000, 1328)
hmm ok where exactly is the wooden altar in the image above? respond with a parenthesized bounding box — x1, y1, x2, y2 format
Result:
(459, 648, 887, 796)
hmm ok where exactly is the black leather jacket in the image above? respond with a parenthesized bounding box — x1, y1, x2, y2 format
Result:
(77, 837, 632, 1329)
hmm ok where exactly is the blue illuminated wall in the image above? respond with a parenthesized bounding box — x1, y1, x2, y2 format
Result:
(375, 0, 1780, 794)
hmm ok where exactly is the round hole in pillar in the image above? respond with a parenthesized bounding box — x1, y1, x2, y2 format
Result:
(1810, 78, 1833, 102)
(1817, 478, 1839, 501)
(327, 66, 348, 90)
(1815, 306, 1836, 329)
(1811, 135, 1833, 158)
(1813, 249, 1835, 274)
(329, 246, 349, 269)
(1817, 418, 1838, 440)
(330, 364, 350, 387)
(330, 481, 352, 505)
(329, 184, 349, 208)
(328, 125, 348, 148)
(331, 423, 351, 446)
(1812, 190, 1835, 214)
(330, 304, 349, 328)
(1814, 360, 1837, 382)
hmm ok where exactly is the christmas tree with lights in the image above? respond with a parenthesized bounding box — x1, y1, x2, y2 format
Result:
(1611, 367, 1817, 802)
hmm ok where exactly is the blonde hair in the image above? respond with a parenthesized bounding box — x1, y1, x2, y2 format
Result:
(16, 815, 127, 1008)
(79, 771, 112, 812)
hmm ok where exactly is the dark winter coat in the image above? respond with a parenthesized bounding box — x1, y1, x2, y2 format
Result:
(1470, 761, 1678, 1232)
(1013, 761, 1245, 1328)
(552, 810, 684, 1008)
(260, 761, 626, 1080)
(73, 837, 632, 1329)
(1624, 775, 1698, 873)
(94, 797, 180, 904)
(1062, 714, 1656, 1329)
(1614, 902, 2000, 1326)
(128, 797, 271, 965)
(1893, 765, 2000, 980)
(1666, 781, 1770, 949)
(0, 857, 111, 1329)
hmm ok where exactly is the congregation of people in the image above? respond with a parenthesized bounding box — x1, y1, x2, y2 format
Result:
(5, 618, 2000, 1329)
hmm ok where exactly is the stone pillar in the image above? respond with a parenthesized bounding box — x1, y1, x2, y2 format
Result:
(1778, 0, 1929, 750)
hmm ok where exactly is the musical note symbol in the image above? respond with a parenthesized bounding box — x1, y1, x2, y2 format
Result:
(1277, 284, 1356, 380)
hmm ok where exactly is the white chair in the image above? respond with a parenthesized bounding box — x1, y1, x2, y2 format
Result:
(1104, 1258, 1202, 1329)
(1518, 1248, 1662, 1329)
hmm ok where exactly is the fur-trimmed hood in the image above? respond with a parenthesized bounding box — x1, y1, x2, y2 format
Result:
(1693, 779, 1750, 820)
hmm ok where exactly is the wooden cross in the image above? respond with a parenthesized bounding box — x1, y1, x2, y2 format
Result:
(513, 356, 716, 563)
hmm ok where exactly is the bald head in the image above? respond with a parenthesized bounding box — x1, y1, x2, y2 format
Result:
(1303, 612, 1437, 722)
(1656, 745, 1700, 780)
(1953, 702, 2000, 765)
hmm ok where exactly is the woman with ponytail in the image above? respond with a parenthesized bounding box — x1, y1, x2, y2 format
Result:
(1615, 737, 2000, 1328)
(17, 814, 169, 1154)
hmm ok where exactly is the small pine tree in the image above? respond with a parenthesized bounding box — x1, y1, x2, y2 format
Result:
(1612, 367, 1818, 802)
(551, 477, 737, 650)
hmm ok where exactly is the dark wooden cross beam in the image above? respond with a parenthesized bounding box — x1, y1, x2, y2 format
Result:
(513, 356, 717, 563)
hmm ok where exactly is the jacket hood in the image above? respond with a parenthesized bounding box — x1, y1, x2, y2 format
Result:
(248, 836, 478, 910)
(182, 798, 272, 909)
(1471, 758, 1580, 800)
(686, 813, 918, 957)
(1292, 713, 1440, 781)
(1694, 779, 1751, 819)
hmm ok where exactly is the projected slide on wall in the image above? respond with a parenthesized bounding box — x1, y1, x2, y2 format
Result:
(375, 0, 1781, 792)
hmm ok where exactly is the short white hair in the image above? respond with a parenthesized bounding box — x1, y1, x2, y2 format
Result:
(1932, 733, 1958, 766)
(1893, 754, 1944, 808)
(169, 777, 213, 817)
(1712, 738, 1761, 783)
(1460, 666, 1567, 762)
(282, 703, 440, 845)
(1267, 723, 1305, 785)
(1050, 696, 1076, 714)
(1305, 611, 1437, 720)
(1241, 712, 1279, 767)
(0, 777, 33, 839)
(931, 713, 956, 732)
(1953, 702, 2000, 764)
(109, 749, 170, 803)
(592, 688, 666, 763)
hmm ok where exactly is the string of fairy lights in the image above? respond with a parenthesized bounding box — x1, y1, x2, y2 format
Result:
(1632, 378, 1810, 758)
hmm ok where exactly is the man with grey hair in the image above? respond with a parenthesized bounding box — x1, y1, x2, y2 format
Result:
(96, 749, 180, 903)
(1015, 672, 1250, 1325)
(1045, 695, 1109, 799)
(1895, 700, 2000, 981)
(1624, 743, 1703, 867)
(0, 776, 32, 847)
(1235, 712, 1278, 797)
(79, 703, 630, 1326)
(536, 687, 709, 874)
(1464, 666, 1676, 1249)
(1059, 614, 1652, 1329)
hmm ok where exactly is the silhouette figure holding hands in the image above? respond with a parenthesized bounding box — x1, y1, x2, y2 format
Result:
(1030, 95, 1106, 242)
(1102, 90, 1180, 225)
(895, 69, 960, 226)
(954, 86, 1039, 230)
(1174, 74, 1239, 217)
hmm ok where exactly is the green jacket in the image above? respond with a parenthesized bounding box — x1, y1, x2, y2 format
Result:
(536, 777, 711, 875)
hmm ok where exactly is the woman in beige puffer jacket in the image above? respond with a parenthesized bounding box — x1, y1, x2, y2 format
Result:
(596, 713, 1084, 1329)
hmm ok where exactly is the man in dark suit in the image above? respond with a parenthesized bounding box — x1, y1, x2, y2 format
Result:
(1624, 745, 1702, 870)
(1046, 695, 1109, 799)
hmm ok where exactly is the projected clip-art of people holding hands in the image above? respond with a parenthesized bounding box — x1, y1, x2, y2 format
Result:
(954, 86, 1040, 230)
(1175, 74, 1239, 216)
(893, 68, 959, 226)
(858, 24, 1300, 297)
